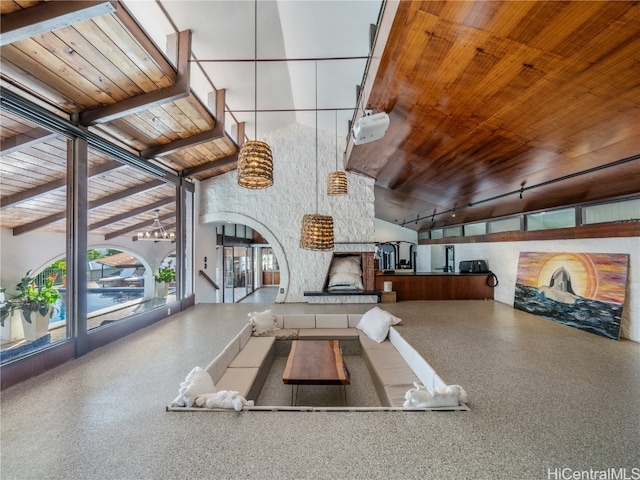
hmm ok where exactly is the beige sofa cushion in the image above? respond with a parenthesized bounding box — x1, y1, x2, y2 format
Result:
(358, 330, 389, 350)
(385, 384, 414, 407)
(362, 341, 420, 387)
(315, 314, 349, 329)
(282, 314, 316, 329)
(297, 328, 359, 340)
(239, 323, 253, 349)
(216, 367, 258, 399)
(228, 337, 275, 368)
(204, 351, 227, 384)
(348, 314, 363, 328)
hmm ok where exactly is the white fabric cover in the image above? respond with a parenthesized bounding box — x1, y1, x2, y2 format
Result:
(195, 390, 254, 411)
(329, 255, 361, 275)
(249, 310, 277, 335)
(171, 366, 215, 407)
(356, 307, 396, 343)
(403, 382, 468, 408)
(328, 272, 364, 290)
(328, 256, 364, 290)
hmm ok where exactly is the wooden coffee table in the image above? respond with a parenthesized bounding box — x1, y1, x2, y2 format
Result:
(282, 340, 350, 406)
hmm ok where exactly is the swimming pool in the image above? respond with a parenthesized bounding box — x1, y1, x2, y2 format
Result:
(51, 288, 145, 323)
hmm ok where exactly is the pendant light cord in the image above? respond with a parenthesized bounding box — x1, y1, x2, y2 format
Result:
(315, 60, 318, 214)
(254, 0, 258, 138)
(335, 109, 338, 170)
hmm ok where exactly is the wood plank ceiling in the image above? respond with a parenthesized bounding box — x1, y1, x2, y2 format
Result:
(1, 0, 639, 241)
(0, 0, 238, 239)
(347, 0, 640, 231)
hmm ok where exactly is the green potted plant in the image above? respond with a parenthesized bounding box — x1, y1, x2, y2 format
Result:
(155, 266, 175, 284)
(15, 270, 61, 340)
(155, 263, 175, 298)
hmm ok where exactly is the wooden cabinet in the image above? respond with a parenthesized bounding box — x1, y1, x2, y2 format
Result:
(262, 271, 280, 285)
(375, 273, 494, 301)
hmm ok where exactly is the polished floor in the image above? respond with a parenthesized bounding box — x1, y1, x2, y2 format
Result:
(239, 286, 278, 303)
(1, 300, 639, 480)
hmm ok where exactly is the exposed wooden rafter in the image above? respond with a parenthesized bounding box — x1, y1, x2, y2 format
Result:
(79, 29, 192, 126)
(0, 127, 57, 155)
(178, 120, 244, 178)
(88, 197, 174, 231)
(181, 153, 238, 178)
(13, 179, 165, 235)
(0, 160, 124, 208)
(0, 0, 116, 47)
(142, 89, 226, 159)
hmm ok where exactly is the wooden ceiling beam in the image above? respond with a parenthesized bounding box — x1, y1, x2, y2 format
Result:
(13, 179, 164, 235)
(0, 160, 123, 209)
(88, 197, 173, 230)
(181, 153, 238, 178)
(111, 1, 176, 81)
(142, 89, 227, 159)
(178, 118, 243, 178)
(79, 29, 192, 126)
(105, 213, 175, 240)
(0, 0, 116, 47)
(0, 127, 57, 155)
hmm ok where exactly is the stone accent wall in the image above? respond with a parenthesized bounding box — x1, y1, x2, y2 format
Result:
(200, 123, 375, 303)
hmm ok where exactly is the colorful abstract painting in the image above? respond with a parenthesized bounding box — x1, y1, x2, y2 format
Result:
(514, 252, 629, 339)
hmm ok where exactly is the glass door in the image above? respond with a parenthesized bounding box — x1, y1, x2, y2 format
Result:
(223, 247, 234, 303)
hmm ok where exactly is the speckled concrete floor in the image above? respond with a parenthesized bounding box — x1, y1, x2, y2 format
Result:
(1, 301, 639, 480)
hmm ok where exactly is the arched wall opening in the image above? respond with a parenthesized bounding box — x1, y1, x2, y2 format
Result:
(200, 212, 289, 303)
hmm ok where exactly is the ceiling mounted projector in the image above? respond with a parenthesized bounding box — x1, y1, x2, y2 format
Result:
(351, 111, 390, 145)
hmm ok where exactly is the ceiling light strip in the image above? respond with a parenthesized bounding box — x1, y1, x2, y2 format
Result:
(409, 153, 640, 226)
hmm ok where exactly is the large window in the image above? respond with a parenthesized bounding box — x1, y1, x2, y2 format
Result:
(526, 208, 575, 231)
(464, 222, 486, 236)
(582, 198, 640, 225)
(488, 217, 520, 234)
(0, 112, 71, 362)
(87, 145, 178, 329)
(0, 108, 182, 368)
(418, 196, 638, 240)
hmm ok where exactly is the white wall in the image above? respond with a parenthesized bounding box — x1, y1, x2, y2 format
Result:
(199, 123, 375, 303)
(192, 185, 220, 304)
(417, 236, 640, 342)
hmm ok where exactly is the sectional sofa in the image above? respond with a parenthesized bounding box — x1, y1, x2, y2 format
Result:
(167, 312, 469, 411)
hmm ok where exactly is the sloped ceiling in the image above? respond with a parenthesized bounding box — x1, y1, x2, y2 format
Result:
(1, 0, 639, 241)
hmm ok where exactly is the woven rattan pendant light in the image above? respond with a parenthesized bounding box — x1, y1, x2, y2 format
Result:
(327, 110, 347, 196)
(237, 0, 273, 189)
(300, 62, 334, 251)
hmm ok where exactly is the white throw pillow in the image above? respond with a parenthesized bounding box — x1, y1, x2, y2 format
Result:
(172, 366, 215, 407)
(329, 256, 362, 275)
(364, 306, 401, 325)
(356, 307, 397, 343)
(328, 271, 364, 290)
(249, 310, 277, 335)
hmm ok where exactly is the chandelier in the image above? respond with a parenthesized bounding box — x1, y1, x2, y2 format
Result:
(133, 210, 175, 242)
